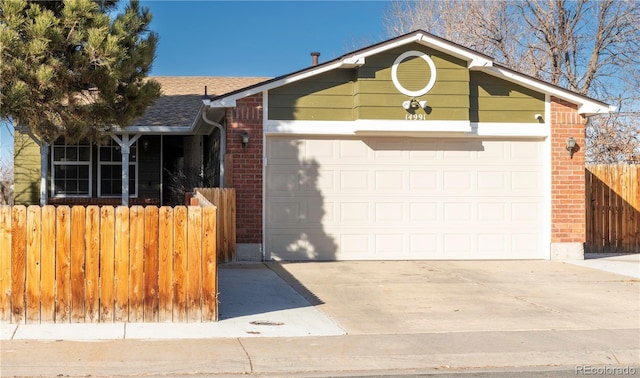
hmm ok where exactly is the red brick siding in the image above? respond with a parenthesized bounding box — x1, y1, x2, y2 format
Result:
(550, 97, 586, 243)
(226, 94, 263, 244)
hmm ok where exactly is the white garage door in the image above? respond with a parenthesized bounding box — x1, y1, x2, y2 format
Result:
(265, 136, 545, 260)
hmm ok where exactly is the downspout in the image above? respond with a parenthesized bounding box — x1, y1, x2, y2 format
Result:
(202, 108, 226, 188)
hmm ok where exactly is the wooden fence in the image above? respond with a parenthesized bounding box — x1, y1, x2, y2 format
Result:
(0, 205, 218, 324)
(585, 165, 640, 253)
(194, 188, 236, 263)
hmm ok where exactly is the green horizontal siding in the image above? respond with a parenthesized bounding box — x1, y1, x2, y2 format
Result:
(356, 45, 469, 121)
(268, 43, 546, 124)
(268, 70, 355, 121)
(269, 94, 354, 109)
(14, 132, 40, 205)
(356, 106, 470, 121)
(269, 107, 354, 121)
(470, 71, 545, 123)
(355, 93, 469, 108)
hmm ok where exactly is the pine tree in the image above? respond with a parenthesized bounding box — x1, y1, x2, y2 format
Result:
(0, 0, 161, 144)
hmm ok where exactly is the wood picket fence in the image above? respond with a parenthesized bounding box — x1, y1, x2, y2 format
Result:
(585, 165, 640, 253)
(0, 205, 218, 324)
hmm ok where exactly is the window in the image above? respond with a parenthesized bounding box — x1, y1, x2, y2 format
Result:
(98, 137, 137, 197)
(51, 139, 91, 197)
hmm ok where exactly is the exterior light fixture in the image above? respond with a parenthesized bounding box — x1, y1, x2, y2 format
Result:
(241, 132, 250, 148)
(402, 98, 427, 111)
(566, 136, 577, 158)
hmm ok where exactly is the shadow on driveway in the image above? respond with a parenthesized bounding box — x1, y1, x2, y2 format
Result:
(217, 263, 324, 320)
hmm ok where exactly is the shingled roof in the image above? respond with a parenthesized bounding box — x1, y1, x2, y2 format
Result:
(131, 76, 270, 127)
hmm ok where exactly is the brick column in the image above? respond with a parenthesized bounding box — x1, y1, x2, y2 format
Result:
(226, 94, 263, 260)
(550, 97, 586, 259)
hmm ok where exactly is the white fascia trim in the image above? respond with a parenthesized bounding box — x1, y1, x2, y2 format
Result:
(472, 122, 549, 137)
(204, 59, 357, 109)
(341, 56, 365, 68)
(262, 90, 268, 261)
(112, 126, 193, 133)
(543, 93, 552, 260)
(416, 33, 493, 69)
(342, 32, 493, 70)
(265, 120, 471, 135)
(266, 120, 549, 137)
(482, 66, 612, 115)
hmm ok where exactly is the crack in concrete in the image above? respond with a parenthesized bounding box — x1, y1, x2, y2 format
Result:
(237, 337, 253, 374)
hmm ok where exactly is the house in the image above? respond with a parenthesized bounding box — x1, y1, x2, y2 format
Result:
(14, 30, 613, 261)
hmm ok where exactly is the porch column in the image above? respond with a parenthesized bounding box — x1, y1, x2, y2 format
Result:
(121, 134, 130, 206)
(111, 133, 141, 206)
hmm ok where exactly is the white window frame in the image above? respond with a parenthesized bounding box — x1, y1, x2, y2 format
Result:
(50, 139, 92, 198)
(97, 137, 139, 198)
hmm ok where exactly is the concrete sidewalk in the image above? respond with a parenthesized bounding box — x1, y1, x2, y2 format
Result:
(1, 264, 345, 341)
(1, 256, 638, 377)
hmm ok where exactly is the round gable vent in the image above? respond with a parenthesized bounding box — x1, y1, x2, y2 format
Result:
(391, 50, 437, 97)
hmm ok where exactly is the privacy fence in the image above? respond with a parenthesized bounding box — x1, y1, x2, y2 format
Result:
(0, 205, 218, 324)
(193, 188, 236, 263)
(585, 164, 640, 253)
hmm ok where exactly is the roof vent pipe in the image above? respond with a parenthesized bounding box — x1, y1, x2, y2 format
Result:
(311, 52, 320, 66)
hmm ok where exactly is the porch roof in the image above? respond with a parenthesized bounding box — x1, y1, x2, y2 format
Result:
(129, 76, 270, 130)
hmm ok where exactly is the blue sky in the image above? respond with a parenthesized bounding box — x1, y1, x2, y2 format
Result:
(142, 0, 392, 77)
(0, 0, 393, 166)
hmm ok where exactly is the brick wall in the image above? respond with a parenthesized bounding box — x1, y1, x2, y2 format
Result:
(550, 97, 586, 243)
(226, 94, 263, 244)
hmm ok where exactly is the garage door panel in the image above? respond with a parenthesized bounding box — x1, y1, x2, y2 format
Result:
(477, 171, 506, 191)
(268, 201, 302, 223)
(511, 202, 542, 223)
(340, 202, 370, 222)
(268, 169, 301, 192)
(410, 202, 439, 222)
(339, 140, 370, 159)
(304, 139, 335, 160)
(477, 203, 507, 222)
(266, 136, 545, 260)
(374, 171, 404, 190)
(340, 170, 370, 190)
(409, 171, 439, 190)
(510, 141, 543, 161)
(409, 234, 439, 256)
(375, 202, 404, 223)
(375, 234, 405, 254)
(340, 234, 369, 256)
(443, 171, 474, 191)
(268, 231, 339, 261)
(478, 234, 507, 254)
(443, 202, 473, 223)
(268, 138, 302, 160)
(511, 171, 542, 192)
(477, 142, 507, 160)
(443, 234, 474, 255)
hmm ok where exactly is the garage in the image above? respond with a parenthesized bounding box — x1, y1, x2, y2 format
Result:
(201, 30, 611, 261)
(265, 135, 546, 260)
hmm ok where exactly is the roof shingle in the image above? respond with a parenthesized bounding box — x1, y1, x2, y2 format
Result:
(132, 76, 269, 127)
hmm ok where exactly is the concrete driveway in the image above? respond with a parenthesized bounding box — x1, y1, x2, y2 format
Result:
(2, 258, 638, 377)
(268, 259, 640, 335)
